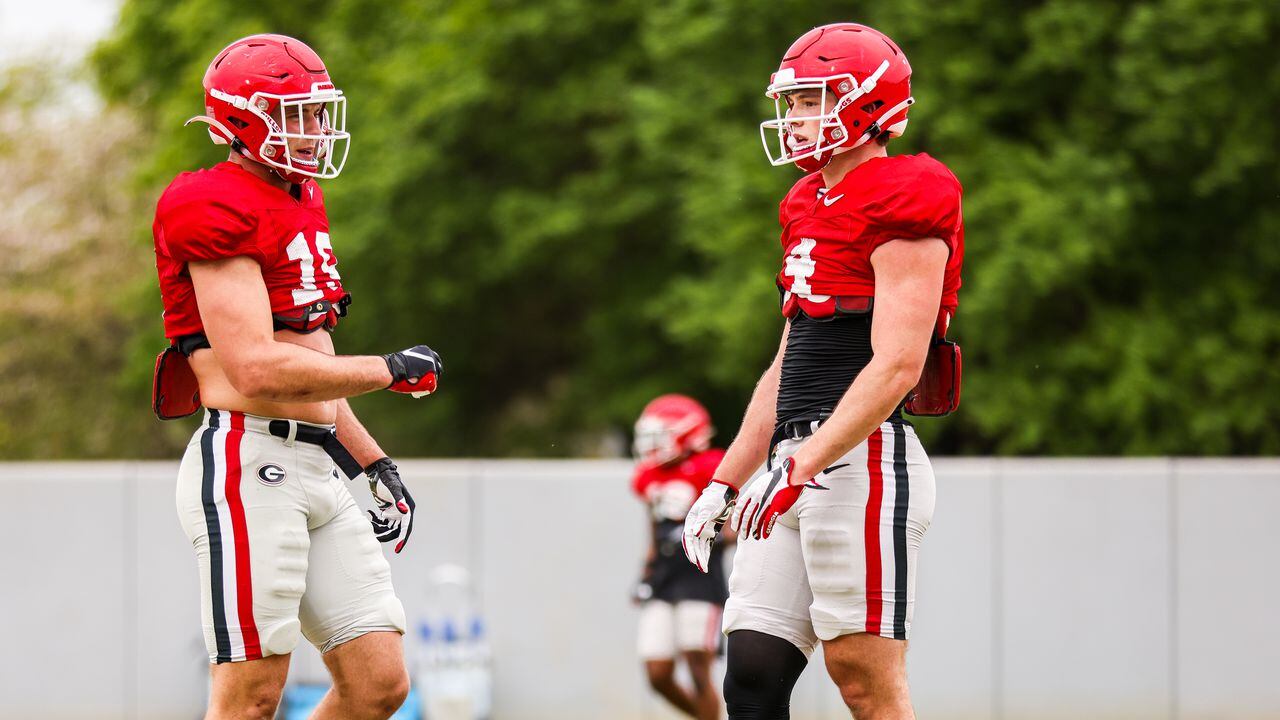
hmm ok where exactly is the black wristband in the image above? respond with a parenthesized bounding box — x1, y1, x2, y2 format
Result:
(364, 456, 396, 477)
(382, 354, 404, 387)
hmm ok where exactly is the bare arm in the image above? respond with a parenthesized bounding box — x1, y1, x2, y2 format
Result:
(714, 323, 789, 489)
(336, 398, 389, 469)
(293, 331, 389, 467)
(645, 516, 657, 566)
(190, 256, 392, 402)
(786, 238, 949, 481)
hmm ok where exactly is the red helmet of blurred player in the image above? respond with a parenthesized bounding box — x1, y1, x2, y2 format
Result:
(760, 23, 914, 172)
(186, 34, 350, 183)
(633, 394, 714, 467)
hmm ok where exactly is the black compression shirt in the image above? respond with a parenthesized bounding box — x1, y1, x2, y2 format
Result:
(776, 310, 903, 428)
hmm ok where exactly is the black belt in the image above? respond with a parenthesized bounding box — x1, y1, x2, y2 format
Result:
(267, 419, 364, 480)
(767, 416, 827, 468)
(767, 412, 911, 468)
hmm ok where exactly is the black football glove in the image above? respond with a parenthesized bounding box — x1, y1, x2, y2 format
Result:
(383, 345, 442, 397)
(364, 457, 415, 553)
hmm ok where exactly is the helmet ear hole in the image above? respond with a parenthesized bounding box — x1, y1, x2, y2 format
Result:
(227, 117, 249, 129)
(861, 100, 884, 114)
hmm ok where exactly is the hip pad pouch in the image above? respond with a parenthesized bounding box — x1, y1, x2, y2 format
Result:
(904, 339, 961, 417)
(153, 346, 202, 420)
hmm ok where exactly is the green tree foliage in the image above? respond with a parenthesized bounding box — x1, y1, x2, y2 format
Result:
(23, 0, 1271, 457)
(0, 62, 190, 459)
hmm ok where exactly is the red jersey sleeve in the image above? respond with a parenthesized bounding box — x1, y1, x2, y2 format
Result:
(863, 158, 963, 253)
(158, 197, 266, 265)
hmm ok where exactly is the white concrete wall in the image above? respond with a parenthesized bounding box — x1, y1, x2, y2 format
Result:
(0, 458, 1276, 719)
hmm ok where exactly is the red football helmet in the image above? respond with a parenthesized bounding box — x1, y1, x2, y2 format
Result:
(633, 394, 714, 467)
(187, 34, 350, 183)
(760, 23, 913, 172)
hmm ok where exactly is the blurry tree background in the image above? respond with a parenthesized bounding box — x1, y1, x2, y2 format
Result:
(1, 0, 1276, 459)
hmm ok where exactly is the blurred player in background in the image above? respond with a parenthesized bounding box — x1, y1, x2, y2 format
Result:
(151, 34, 443, 720)
(682, 23, 965, 720)
(631, 395, 732, 720)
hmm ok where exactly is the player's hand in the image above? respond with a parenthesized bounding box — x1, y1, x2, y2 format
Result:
(631, 557, 656, 604)
(364, 457, 415, 553)
(383, 345, 442, 397)
(631, 580, 653, 605)
(732, 457, 819, 540)
(681, 480, 738, 573)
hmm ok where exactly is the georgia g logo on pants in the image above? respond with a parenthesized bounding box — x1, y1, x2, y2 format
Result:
(257, 464, 287, 486)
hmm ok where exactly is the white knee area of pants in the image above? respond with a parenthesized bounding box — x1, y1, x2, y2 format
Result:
(383, 595, 408, 634)
(318, 594, 407, 654)
(722, 608, 818, 658)
(260, 618, 303, 657)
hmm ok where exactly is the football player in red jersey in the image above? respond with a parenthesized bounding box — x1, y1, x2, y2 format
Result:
(631, 395, 731, 720)
(681, 23, 965, 719)
(151, 35, 441, 720)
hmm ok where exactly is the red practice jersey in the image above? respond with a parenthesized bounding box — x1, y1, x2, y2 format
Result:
(631, 448, 726, 521)
(153, 161, 348, 342)
(632, 447, 728, 604)
(776, 153, 963, 322)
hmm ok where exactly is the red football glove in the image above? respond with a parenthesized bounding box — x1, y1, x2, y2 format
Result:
(383, 345, 442, 397)
(733, 457, 818, 540)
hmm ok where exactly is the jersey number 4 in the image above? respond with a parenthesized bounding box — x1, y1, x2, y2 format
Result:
(784, 238, 830, 301)
(286, 231, 341, 305)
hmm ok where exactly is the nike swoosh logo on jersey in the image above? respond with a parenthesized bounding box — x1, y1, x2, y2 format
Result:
(823, 193, 845, 207)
